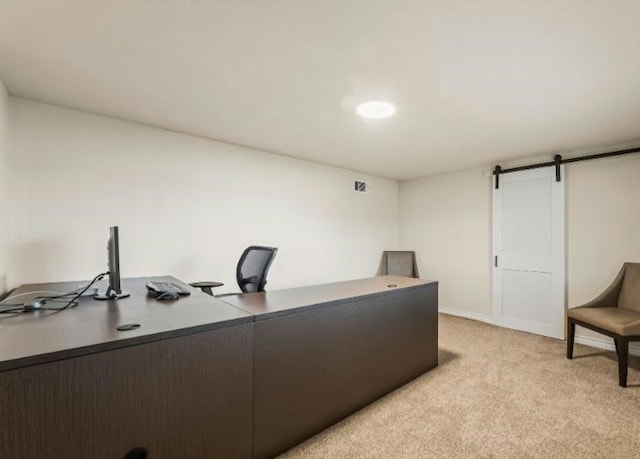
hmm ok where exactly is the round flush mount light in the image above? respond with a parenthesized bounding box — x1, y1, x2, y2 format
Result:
(356, 101, 396, 119)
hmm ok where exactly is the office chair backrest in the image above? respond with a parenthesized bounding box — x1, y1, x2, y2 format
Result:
(236, 246, 278, 293)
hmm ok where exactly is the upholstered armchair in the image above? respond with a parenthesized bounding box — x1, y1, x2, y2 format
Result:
(567, 263, 640, 387)
(380, 251, 420, 278)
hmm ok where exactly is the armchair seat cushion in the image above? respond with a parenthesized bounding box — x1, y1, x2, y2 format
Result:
(568, 307, 640, 336)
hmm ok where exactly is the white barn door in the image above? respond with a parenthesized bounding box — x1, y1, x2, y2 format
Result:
(492, 166, 565, 339)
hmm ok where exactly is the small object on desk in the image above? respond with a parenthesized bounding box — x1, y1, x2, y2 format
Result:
(156, 291, 180, 301)
(23, 299, 45, 311)
(116, 323, 141, 332)
(145, 281, 191, 298)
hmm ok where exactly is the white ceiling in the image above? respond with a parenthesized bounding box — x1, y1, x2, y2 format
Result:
(2, 1, 640, 180)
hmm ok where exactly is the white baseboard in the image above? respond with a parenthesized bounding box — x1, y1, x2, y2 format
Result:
(438, 306, 493, 324)
(574, 334, 640, 357)
(438, 306, 640, 357)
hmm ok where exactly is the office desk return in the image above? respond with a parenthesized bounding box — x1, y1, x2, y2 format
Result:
(221, 274, 438, 458)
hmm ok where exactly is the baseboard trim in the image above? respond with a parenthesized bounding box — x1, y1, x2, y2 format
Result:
(574, 334, 640, 357)
(438, 306, 493, 324)
(439, 307, 640, 357)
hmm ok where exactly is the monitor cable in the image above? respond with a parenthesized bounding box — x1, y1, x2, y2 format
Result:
(0, 271, 109, 315)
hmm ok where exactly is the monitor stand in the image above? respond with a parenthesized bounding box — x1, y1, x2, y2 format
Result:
(94, 287, 131, 300)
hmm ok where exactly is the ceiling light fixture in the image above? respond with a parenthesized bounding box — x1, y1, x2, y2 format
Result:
(356, 101, 396, 119)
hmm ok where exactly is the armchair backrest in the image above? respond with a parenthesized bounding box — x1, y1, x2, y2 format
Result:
(236, 246, 278, 293)
(618, 262, 640, 312)
(381, 251, 419, 278)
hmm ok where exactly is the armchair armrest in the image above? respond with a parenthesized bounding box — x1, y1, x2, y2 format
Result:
(190, 281, 224, 296)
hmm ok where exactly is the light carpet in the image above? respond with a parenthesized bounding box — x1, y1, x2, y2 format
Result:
(281, 313, 640, 458)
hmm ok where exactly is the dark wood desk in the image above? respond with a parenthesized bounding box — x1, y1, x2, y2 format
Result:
(222, 275, 439, 458)
(1, 275, 438, 459)
(0, 276, 254, 459)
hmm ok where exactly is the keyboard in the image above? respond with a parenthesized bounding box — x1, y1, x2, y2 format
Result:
(146, 281, 191, 296)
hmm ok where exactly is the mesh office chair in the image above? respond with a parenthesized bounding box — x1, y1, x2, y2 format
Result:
(191, 246, 278, 297)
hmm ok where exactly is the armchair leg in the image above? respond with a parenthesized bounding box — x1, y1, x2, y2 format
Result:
(614, 338, 619, 357)
(567, 319, 576, 359)
(618, 338, 629, 388)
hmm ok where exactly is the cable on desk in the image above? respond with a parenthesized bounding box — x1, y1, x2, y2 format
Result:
(1, 290, 71, 303)
(0, 272, 109, 314)
(43, 271, 109, 312)
(0, 305, 26, 314)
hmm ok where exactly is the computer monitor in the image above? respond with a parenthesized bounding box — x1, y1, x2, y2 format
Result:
(94, 226, 130, 300)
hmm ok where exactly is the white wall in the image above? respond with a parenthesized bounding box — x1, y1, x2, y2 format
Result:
(0, 81, 8, 296)
(8, 98, 398, 292)
(398, 168, 492, 317)
(566, 155, 640, 307)
(399, 151, 640, 341)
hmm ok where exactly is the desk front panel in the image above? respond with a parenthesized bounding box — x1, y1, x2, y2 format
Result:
(253, 282, 438, 458)
(0, 276, 253, 371)
(0, 322, 254, 459)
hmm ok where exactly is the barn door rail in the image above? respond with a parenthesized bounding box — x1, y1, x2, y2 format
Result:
(493, 146, 640, 189)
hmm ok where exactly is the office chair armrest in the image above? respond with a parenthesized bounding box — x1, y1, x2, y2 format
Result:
(190, 281, 224, 296)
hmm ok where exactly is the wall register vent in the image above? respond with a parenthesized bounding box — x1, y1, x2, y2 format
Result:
(354, 180, 369, 194)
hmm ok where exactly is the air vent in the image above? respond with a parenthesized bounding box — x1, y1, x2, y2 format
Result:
(354, 180, 369, 194)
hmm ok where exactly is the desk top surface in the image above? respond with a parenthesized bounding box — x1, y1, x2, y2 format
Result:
(0, 276, 252, 371)
(0, 275, 436, 371)
(221, 275, 436, 320)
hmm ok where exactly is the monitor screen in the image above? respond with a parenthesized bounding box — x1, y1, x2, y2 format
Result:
(94, 226, 130, 300)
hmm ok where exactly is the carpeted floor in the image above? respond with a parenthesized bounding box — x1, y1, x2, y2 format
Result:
(281, 313, 640, 458)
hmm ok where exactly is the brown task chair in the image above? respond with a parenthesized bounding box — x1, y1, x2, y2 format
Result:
(567, 263, 640, 387)
(191, 245, 278, 297)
